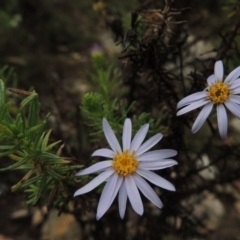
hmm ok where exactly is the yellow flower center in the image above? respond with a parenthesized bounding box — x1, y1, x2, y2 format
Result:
(208, 82, 230, 104)
(112, 150, 139, 176)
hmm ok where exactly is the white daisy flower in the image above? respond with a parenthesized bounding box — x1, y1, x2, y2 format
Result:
(74, 118, 177, 220)
(177, 60, 240, 138)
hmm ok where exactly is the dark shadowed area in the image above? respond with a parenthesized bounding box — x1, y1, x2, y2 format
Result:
(1, 0, 240, 239)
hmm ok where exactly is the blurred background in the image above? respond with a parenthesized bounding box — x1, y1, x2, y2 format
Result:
(1, 0, 240, 239)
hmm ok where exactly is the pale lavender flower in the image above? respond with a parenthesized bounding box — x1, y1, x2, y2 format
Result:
(74, 118, 177, 220)
(177, 60, 240, 138)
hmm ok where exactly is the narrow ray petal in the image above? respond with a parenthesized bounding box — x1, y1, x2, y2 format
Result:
(122, 118, 132, 151)
(112, 176, 123, 196)
(125, 176, 144, 216)
(73, 169, 114, 197)
(133, 174, 163, 208)
(139, 159, 178, 170)
(225, 66, 240, 83)
(136, 133, 163, 156)
(75, 161, 112, 176)
(137, 149, 178, 161)
(192, 102, 213, 133)
(96, 174, 123, 220)
(229, 95, 240, 105)
(232, 86, 240, 94)
(129, 123, 149, 152)
(225, 100, 240, 119)
(207, 74, 216, 85)
(229, 78, 240, 88)
(137, 169, 175, 191)
(96, 174, 118, 220)
(177, 92, 207, 109)
(177, 99, 210, 116)
(118, 179, 127, 219)
(217, 104, 228, 138)
(214, 60, 224, 81)
(102, 118, 122, 153)
(92, 148, 115, 158)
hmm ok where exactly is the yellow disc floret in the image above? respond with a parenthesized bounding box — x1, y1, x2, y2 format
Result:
(112, 150, 139, 176)
(208, 82, 230, 104)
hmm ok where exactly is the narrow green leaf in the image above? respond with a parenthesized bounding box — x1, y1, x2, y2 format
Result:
(41, 130, 51, 151)
(15, 112, 21, 121)
(12, 72, 18, 88)
(20, 93, 38, 109)
(0, 66, 15, 85)
(20, 110, 26, 134)
(0, 79, 5, 106)
(0, 102, 11, 122)
(21, 175, 42, 188)
(0, 124, 13, 136)
(43, 158, 69, 165)
(8, 123, 18, 135)
(55, 165, 83, 173)
(41, 152, 59, 158)
(5, 67, 14, 83)
(28, 96, 40, 128)
(25, 123, 45, 137)
(0, 155, 30, 171)
(33, 174, 46, 204)
(17, 120, 24, 134)
(32, 118, 48, 150)
(45, 168, 63, 180)
(33, 134, 44, 151)
(12, 164, 34, 170)
(45, 140, 62, 152)
(0, 65, 9, 78)
(4, 111, 14, 124)
(40, 152, 62, 161)
(0, 145, 15, 150)
(25, 184, 38, 192)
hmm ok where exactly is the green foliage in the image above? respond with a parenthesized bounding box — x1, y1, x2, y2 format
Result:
(0, 65, 18, 87)
(222, 0, 240, 18)
(0, 56, 163, 210)
(0, 74, 82, 207)
(89, 52, 120, 103)
(82, 55, 163, 141)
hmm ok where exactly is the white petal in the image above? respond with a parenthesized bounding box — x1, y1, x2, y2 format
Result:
(122, 118, 132, 151)
(96, 174, 123, 220)
(232, 86, 240, 94)
(214, 60, 224, 81)
(177, 92, 207, 109)
(118, 179, 127, 219)
(73, 168, 114, 197)
(229, 95, 240, 105)
(217, 104, 228, 138)
(192, 102, 213, 133)
(102, 118, 122, 153)
(229, 78, 240, 88)
(125, 176, 144, 216)
(136, 133, 163, 156)
(92, 148, 115, 158)
(225, 100, 240, 119)
(139, 159, 178, 170)
(137, 149, 178, 161)
(207, 74, 216, 85)
(75, 161, 112, 176)
(129, 123, 149, 152)
(177, 99, 209, 116)
(133, 174, 163, 208)
(225, 66, 240, 83)
(110, 176, 123, 204)
(137, 169, 175, 191)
